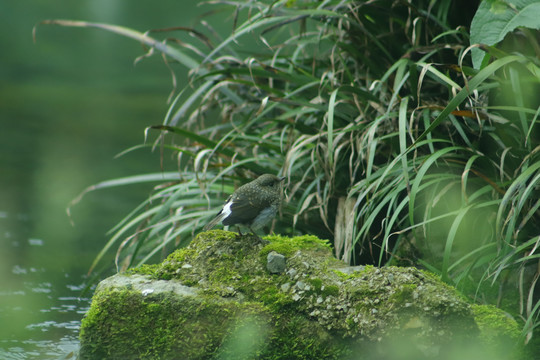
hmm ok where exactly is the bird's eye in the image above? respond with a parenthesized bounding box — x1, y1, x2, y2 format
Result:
(262, 179, 275, 187)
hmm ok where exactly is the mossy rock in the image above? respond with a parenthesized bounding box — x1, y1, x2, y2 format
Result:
(79, 230, 525, 359)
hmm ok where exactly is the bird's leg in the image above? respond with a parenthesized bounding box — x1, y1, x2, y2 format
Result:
(249, 227, 262, 241)
(236, 226, 243, 236)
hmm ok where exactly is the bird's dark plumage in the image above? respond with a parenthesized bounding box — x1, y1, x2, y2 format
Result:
(204, 174, 285, 233)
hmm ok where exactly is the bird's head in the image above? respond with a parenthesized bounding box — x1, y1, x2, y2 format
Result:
(255, 174, 285, 190)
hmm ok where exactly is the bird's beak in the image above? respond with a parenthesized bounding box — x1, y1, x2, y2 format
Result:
(279, 176, 286, 182)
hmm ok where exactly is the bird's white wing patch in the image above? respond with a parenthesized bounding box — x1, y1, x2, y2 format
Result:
(221, 200, 233, 220)
(203, 198, 234, 231)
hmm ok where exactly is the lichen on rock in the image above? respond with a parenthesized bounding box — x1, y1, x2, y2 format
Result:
(79, 230, 525, 359)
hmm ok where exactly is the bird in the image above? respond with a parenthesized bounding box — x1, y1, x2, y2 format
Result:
(204, 174, 285, 234)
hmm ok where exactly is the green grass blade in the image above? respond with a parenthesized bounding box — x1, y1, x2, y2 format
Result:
(413, 55, 525, 145)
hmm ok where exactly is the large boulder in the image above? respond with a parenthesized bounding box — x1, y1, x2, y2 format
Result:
(78, 230, 524, 359)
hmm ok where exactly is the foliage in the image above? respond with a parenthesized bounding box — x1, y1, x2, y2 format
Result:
(41, 0, 540, 347)
(470, 0, 540, 68)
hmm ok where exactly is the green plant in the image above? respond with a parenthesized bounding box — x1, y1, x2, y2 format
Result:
(40, 0, 540, 347)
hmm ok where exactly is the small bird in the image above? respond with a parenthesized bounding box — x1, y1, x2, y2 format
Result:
(204, 174, 285, 234)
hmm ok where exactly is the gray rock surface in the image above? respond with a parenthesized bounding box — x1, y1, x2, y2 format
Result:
(266, 250, 286, 274)
(97, 273, 198, 297)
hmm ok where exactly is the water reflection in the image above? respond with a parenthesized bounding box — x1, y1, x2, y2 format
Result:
(0, 218, 91, 358)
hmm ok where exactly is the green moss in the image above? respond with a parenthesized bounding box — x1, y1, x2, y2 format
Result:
(264, 234, 331, 248)
(307, 278, 323, 291)
(388, 283, 417, 303)
(472, 304, 526, 359)
(165, 247, 197, 265)
(80, 286, 269, 360)
(473, 305, 520, 337)
(80, 231, 524, 359)
(264, 314, 352, 360)
(260, 234, 331, 260)
(322, 284, 340, 297)
(258, 285, 294, 312)
(127, 263, 159, 277)
(81, 284, 348, 359)
(419, 269, 471, 303)
(333, 264, 373, 280)
(260, 241, 296, 258)
(332, 269, 352, 280)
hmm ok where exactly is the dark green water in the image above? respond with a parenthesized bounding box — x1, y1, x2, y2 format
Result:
(0, 1, 215, 358)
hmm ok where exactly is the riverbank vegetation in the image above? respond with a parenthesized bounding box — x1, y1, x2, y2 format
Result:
(42, 0, 540, 351)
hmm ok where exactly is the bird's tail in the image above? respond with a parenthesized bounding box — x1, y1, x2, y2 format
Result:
(203, 212, 225, 231)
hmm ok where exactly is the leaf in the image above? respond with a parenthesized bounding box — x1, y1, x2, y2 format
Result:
(398, 97, 410, 190)
(327, 89, 338, 168)
(68, 172, 182, 212)
(441, 205, 472, 283)
(470, 0, 540, 69)
(408, 146, 464, 226)
(35, 20, 200, 69)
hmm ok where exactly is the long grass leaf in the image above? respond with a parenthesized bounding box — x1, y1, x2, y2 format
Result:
(398, 97, 410, 190)
(37, 20, 200, 69)
(441, 205, 472, 282)
(413, 55, 525, 145)
(495, 161, 540, 237)
(327, 89, 338, 167)
(408, 146, 464, 225)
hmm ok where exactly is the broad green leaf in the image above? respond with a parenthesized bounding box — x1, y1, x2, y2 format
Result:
(470, 0, 540, 69)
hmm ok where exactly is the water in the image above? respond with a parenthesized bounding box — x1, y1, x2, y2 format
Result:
(1, 1, 217, 358)
(0, 214, 91, 359)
